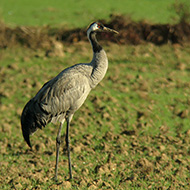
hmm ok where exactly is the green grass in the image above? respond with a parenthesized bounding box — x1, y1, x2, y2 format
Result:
(0, 42, 190, 189)
(0, 0, 189, 27)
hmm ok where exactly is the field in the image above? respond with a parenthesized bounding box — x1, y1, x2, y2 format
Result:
(0, 1, 190, 190)
(0, 0, 190, 27)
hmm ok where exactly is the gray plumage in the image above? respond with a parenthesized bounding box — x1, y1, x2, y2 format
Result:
(21, 22, 118, 180)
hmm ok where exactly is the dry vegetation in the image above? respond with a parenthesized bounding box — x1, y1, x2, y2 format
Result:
(1, 14, 190, 50)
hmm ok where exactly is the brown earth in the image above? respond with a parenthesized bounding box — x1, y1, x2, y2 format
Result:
(1, 15, 190, 189)
(1, 15, 190, 50)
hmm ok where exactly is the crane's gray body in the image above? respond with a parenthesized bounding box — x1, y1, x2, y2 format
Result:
(21, 50, 108, 140)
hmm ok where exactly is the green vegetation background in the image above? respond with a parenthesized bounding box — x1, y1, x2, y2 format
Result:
(0, 0, 189, 27)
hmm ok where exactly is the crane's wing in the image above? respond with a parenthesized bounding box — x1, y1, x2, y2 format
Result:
(35, 70, 91, 121)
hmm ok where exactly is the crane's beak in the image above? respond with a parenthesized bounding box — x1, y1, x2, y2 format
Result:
(103, 26, 119, 34)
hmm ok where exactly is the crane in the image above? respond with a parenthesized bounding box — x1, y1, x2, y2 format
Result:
(21, 22, 118, 180)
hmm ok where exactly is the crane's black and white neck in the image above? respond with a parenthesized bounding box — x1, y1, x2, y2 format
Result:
(87, 22, 103, 53)
(87, 22, 118, 88)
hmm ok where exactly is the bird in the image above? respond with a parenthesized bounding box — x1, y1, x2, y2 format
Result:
(21, 22, 118, 181)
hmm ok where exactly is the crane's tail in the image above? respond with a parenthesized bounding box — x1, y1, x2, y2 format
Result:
(21, 99, 48, 149)
(22, 126, 32, 148)
(21, 99, 36, 148)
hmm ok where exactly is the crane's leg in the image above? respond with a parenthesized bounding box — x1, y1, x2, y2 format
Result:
(66, 116, 73, 180)
(54, 120, 64, 181)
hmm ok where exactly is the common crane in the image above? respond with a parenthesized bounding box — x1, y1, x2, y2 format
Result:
(21, 22, 118, 180)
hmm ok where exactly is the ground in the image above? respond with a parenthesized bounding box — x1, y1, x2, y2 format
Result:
(0, 16, 190, 189)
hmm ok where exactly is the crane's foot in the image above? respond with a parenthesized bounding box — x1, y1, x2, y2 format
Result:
(52, 175, 58, 182)
(69, 174, 73, 181)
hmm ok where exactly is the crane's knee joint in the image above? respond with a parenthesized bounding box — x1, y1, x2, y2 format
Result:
(65, 138, 70, 145)
(56, 137, 61, 145)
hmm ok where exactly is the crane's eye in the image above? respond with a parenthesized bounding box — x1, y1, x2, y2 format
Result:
(97, 24, 103, 30)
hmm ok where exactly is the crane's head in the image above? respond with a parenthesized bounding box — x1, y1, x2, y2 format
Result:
(87, 22, 118, 38)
